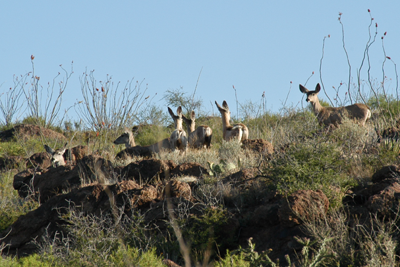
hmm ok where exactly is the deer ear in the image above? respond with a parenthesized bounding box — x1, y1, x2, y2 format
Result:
(168, 107, 175, 118)
(222, 101, 229, 109)
(315, 83, 321, 93)
(299, 84, 309, 93)
(44, 145, 54, 154)
(132, 126, 139, 133)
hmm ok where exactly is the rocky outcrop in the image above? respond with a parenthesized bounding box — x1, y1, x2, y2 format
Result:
(242, 139, 274, 156)
(13, 155, 116, 202)
(278, 190, 329, 228)
(1, 177, 198, 257)
(0, 124, 66, 142)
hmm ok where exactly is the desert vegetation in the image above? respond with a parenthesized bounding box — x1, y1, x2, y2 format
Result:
(1, 9, 400, 267)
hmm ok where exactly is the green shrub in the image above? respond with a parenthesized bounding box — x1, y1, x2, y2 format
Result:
(0, 142, 25, 157)
(110, 246, 166, 267)
(269, 139, 352, 199)
(0, 200, 39, 233)
(181, 206, 235, 263)
(0, 171, 39, 232)
(215, 250, 250, 267)
(134, 124, 171, 146)
(367, 94, 400, 122)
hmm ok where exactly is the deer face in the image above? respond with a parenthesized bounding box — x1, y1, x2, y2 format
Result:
(182, 111, 196, 132)
(299, 84, 321, 104)
(113, 131, 130, 145)
(168, 106, 184, 130)
(215, 101, 231, 117)
(44, 145, 66, 167)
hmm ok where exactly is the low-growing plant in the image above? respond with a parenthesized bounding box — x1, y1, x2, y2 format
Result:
(179, 206, 235, 264)
(269, 138, 352, 199)
(300, 206, 399, 266)
(0, 170, 39, 232)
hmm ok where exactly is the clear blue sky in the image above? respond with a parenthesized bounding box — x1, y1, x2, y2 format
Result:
(1, 1, 399, 125)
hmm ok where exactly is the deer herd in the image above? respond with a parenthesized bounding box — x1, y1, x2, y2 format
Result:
(45, 84, 372, 165)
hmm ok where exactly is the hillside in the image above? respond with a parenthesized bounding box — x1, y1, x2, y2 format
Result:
(1, 102, 400, 266)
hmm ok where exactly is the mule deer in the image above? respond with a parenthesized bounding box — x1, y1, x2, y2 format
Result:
(299, 83, 371, 127)
(168, 106, 188, 152)
(114, 126, 171, 158)
(44, 144, 67, 167)
(215, 100, 249, 142)
(182, 111, 212, 148)
(44, 144, 88, 167)
(113, 127, 137, 148)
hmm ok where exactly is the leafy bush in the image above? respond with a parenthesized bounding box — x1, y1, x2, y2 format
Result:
(180, 206, 235, 263)
(0, 170, 39, 232)
(269, 138, 353, 199)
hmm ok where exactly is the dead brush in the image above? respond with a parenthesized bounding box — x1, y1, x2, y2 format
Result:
(298, 204, 399, 266)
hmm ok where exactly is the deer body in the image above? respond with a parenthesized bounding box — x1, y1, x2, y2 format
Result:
(114, 127, 171, 158)
(300, 83, 371, 127)
(215, 100, 249, 142)
(182, 111, 212, 149)
(168, 106, 188, 152)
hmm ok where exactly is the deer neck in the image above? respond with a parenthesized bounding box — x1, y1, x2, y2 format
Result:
(221, 112, 231, 139)
(188, 121, 195, 133)
(127, 133, 136, 148)
(176, 119, 183, 131)
(310, 98, 324, 117)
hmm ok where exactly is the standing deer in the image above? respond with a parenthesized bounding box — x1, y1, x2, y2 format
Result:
(113, 126, 171, 158)
(299, 83, 371, 127)
(182, 110, 213, 149)
(215, 100, 249, 142)
(168, 106, 188, 152)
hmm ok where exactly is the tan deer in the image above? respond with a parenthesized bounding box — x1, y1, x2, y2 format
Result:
(113, 126, 171, 158)
(215, 100, 249, 142)
(168, 106, 188, 152)
(299, 83, 371, 128)
(182, 110, 213, 149)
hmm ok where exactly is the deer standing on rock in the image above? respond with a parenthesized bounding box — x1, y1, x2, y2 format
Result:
(168, 106, 188, 152)
(113, 126, 171, 158)
(215, 100, 249, 142)
(299, 83, 371, 128)
(182, 111, 212, 149)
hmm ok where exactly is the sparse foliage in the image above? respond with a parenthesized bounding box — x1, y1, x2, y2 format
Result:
(22, 57, 73, 128)
(76, 70, 149, 131)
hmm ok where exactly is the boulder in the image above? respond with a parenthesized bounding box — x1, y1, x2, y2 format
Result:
(26, 152, 52, 170)
(170, 162, 208, 178)
(366, 182, 400, 217)
(121, 159, 177, 183)
(372, 165, 400, 183)
(242, 139, 274, 156)
(278, 190, 329, 228)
